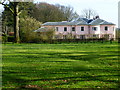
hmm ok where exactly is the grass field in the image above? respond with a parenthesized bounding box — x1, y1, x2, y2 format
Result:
(2, 42, 119, 89)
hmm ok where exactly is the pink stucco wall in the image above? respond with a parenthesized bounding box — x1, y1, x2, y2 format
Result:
(75, 25, 89, 35)
(100, 25, 115, 38)
(89, 25, 100, 34)
(43, 25, 89, 35)
(100, 25, 114, 34)
(42, 24, 116, 39)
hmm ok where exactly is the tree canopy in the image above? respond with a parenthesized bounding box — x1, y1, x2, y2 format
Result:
(30, 2, 79, 23)
(1, 1, 80, 43)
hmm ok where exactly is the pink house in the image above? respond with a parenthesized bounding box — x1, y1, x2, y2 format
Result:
(36, 17, 116, 39)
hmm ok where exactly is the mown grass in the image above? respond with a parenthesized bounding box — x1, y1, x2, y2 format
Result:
(2, 42, 119, 89)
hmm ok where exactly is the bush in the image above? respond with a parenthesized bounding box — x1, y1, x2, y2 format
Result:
(8, 36, 14, 42)
(20, 16, 42, 43)
(2, 34, 8, 43)
(2, 36, 7, 43)
(35, 27, 55, 43)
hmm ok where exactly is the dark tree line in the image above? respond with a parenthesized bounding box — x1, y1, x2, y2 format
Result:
(1, 1, 79, 43)
(29, 2, 79, 23)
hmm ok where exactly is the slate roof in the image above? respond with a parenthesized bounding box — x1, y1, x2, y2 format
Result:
(43, 22, 75, 26)
(99, 21, 115, 25)
(89, 18, 115, 25)
(34, 27, 49, 32)
(89, 18, 104, 25)
(42, 18, 115, 26)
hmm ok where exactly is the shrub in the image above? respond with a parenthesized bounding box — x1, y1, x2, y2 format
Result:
(7, 36, 14, 42)
(19, 16, 42, 43)
(36, 27, 55, 43)
(2, 34, 8, 43)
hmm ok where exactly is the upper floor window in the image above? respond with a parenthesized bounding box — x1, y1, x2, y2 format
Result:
(93, 34, 99, 38)
(56, 27, 58, 31)
(92, 27, 97, 31)
(105, 26, 108, 31)
(113, 27, 114, 31)
(73, 35, 76, 39)
(72, 27, 75, 31)
(64, 27, 67, 31)
(81, 27, 84, 31)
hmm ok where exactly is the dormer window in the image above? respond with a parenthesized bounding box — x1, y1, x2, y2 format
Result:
(105, 26, 108, 31)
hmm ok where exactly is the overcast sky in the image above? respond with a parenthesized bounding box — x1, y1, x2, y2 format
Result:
(0, 0, 119, 27)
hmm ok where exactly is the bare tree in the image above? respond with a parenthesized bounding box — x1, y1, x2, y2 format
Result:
(56, 5, 79, 21)
(80, 8, 98, 19)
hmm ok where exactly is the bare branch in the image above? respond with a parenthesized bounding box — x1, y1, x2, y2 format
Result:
(0, 0, 14, 14)
(81, 8, 98, 19)
(18, 10, 23, 15)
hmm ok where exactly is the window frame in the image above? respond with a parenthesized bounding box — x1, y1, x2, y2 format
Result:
(105, 26, 108, 31)
(80, 35, 85, 39)
(92, 27, 97, 31)
(72, 27, 75, 31)
(64, 27, 67, 31)
(56, 27, 59, 31)
(81, 27, 84, 31)
(93, 34, 99, 38)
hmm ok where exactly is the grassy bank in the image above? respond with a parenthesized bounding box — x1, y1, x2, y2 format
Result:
(2, 42, 119, 89)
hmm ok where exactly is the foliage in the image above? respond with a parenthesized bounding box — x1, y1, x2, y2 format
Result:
(56, 4, 79, 21)
(2, 43, 119, 89)
(116, 29, 120, 40)
(2, 35, 7, 43)
(2, 3, 14, 36)
(1, 2, 36, 43)
(1, 2, 79, 43)
(30, 2, 79, 23)
(20, 16, 42, 42)
(7, 36, 14, 42)
(2, 2, 35, 29)
(39, 27, 55, 40)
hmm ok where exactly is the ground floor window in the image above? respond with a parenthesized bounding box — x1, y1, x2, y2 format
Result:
(80, 35, 85, 39)
(104, 34, 109, 39)
(73, 35, 76, 39)
(54, 35, 59, 39)
(63, 35, 67, 39)
(93, 34, 99, 38)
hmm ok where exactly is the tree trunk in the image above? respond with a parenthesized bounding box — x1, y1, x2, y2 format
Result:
(14, 2, 20, 43)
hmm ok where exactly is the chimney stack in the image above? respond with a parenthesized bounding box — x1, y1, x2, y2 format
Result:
(95, 16, 100, 19)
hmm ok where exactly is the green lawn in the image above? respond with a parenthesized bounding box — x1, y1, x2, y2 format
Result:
(2, 42, 119, 89)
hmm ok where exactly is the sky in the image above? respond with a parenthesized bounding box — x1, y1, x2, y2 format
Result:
(0, 0, 119, 27)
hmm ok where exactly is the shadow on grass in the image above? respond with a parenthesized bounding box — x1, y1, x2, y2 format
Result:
(3, 49, 119, 88)
(2, 63, 119, 89)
